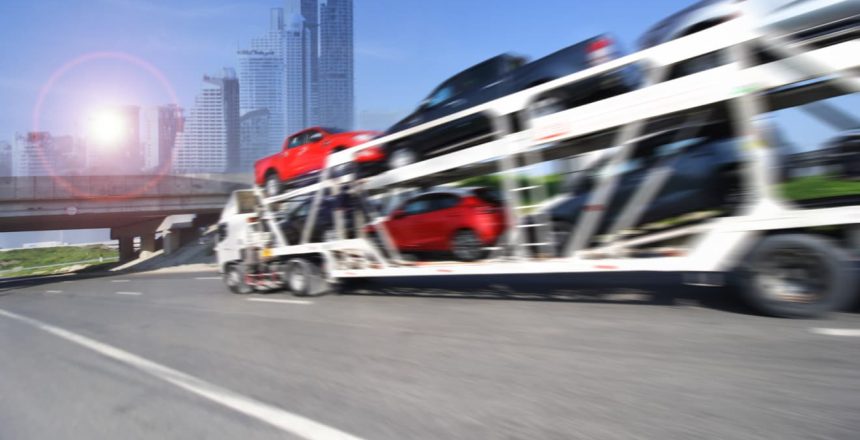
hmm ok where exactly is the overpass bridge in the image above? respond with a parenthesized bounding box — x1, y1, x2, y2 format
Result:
(0, 174, 252, 261)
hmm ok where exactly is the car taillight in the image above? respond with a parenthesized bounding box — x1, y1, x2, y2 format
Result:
(587, 37, 613, 66)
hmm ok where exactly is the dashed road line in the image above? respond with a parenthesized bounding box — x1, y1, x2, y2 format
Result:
(111, 280, 130, 283)
(247, 298, 312, 305)
(0, 308, 365, 440)
(115, 291, 142, 296)
(45, 290, 64, 294)
(811, 328, 860, 337)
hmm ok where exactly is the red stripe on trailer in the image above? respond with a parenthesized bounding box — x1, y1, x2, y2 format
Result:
(584, 205, 605, 212)
(537, 131, 567, 141)
(595, 265, 618, 270)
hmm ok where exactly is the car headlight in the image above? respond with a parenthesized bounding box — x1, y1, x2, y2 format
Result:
(354, 134, 374, 143)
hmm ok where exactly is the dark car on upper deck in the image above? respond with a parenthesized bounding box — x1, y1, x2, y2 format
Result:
(379, 35, 641, 171)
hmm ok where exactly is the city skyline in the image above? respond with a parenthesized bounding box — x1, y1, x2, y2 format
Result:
(3, 0, 357, 176)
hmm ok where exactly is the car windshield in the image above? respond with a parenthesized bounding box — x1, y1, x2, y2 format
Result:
(321, 127, 347, 134)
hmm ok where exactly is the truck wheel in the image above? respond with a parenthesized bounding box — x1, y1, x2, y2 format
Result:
(265, 173, 282, 198)
(286, 259, 332, 297)
(224, 264, 253, 295)
(737, 234, 857, 318)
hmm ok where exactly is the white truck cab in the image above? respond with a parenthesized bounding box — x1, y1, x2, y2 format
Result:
(215, 190, 264, 273)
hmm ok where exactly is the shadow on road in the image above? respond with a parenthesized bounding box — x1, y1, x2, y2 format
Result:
(338, 272, 762, 316)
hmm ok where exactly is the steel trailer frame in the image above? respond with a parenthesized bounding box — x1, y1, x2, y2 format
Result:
(235, 11, 859, 309)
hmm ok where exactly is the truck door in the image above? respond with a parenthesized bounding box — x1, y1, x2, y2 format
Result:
(279, 132, 308, 181)
(297, 129, 326, 176)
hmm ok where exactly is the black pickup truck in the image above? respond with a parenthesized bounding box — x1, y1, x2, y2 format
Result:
(380, 35, 641, 170)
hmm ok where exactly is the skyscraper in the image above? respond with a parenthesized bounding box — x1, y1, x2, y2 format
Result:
(284, 8, 312, 135)
(240, 108, 271, 170)
(237, 0, 352, 161)
(141, 104, 184, 173)
(0, 141, 12, 177)
(13, 132, 53, 176)
(319, 0, 354, 130)
(302, 0, 320, 123)
(238, 49, 284, 148)
(173, 69, 240, 173)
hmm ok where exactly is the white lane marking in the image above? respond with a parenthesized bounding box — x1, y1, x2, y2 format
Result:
(115, 291, 142, 296)
(811, 328, 860, 337)
(0, 308, 365, 440)
(247, 298, 313, 305)
(111, 279, 130, 283)
(195, 277, 222, 280)
(45, 290, 64, 294)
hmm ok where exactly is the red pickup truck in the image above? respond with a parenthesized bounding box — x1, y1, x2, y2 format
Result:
(255, 127, 381, 197)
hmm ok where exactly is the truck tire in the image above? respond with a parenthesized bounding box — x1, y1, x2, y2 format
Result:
(285, 259, 332, 297)
(736, 234, 857, 318)
(224, 264, 253, 295)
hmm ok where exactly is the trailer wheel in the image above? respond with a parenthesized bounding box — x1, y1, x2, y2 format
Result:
(285, 259, 332, 297)
(224, 264, 253, 295)
(737, 234, 857, 318)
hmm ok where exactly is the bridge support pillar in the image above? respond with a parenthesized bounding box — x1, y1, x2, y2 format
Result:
(140, 233, 159, 257)
(117, 236, 135, 263)
(163, 230, 182, 255)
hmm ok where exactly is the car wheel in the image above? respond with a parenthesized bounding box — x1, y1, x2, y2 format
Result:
(265, 173, 282, 198)
(736, 234, 857, 318)
(224, 264, 253, 295)
(451, 229, 485, 262)
(717, 170, 745, 214)
(388, 148, 417, 169)
(550, 220, 574, 257)
(530, 95, 566, 118)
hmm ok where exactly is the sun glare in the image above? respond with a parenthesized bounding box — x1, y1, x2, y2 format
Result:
(90, 110, 126, 145)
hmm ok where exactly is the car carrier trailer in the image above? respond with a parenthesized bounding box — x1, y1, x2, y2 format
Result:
(216, 11, 860, 318)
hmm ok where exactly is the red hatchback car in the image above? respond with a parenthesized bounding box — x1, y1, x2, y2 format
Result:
(369, 188, 506, 261)
(255, 127, 381, 197)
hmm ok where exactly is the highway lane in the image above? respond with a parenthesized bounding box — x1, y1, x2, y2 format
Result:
(1, 271, 859, 439)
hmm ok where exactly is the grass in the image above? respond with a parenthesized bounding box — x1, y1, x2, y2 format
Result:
(0, 245, 119, 278)
(779, 175, 860, 201)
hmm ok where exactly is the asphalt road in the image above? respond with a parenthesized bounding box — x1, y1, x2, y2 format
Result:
(1, 270, 859, 440)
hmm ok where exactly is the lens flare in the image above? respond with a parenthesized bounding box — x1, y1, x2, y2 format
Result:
(90, 110, 127, 146)
(32, 51, 180, 199)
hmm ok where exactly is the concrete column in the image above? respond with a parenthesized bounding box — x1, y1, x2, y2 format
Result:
(117, 236, 135, 263)
(163, 230, 182, 255)
(140, 233, 159, 258)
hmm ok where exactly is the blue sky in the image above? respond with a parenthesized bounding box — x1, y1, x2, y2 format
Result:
(0, 0, 693, 139)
